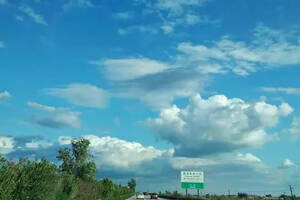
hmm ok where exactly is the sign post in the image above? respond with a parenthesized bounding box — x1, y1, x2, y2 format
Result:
(181, 171, 204, 196)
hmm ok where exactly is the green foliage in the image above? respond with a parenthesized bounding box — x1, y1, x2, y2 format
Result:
(0, 138, 134, 200)
(0, 156, 59, 200)
(127, 178, 136, 191)
(57, 148, 73, 175)
(57, 138, 97, 180)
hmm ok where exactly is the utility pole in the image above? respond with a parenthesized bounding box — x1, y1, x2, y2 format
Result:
(289, 185, 295, 200)
(197, 189, 200, 198)
(186, 189, 188, 197)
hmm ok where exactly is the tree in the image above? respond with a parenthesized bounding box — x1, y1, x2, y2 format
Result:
(127, 178, 136, 191)
(57, 138, 97, 180)
(57, 148, 73, 175)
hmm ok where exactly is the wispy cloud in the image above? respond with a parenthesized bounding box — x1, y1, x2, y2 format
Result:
(93, 58, 170, 81)
(0, 0, 6, 5)
(177, 24, 300, 75)
(45, 83, 109, 108)
(19, 6, 48, 25)
(114, 12, 134, 20)
(27, 102, 81, 129)
(261, 87, 300, 95)
(289, 117, 300, 136)
(118, 25, 158, 35)
(134, 0, 217, 34)
(63, 0, 94, 11)
(15, 15, 24, 21)
(0, 91, 11, 101)
(0, 41, 4, 48)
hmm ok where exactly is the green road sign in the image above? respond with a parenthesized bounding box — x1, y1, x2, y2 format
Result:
(181, 182, 204, 189)
(181, 171, 204, 189)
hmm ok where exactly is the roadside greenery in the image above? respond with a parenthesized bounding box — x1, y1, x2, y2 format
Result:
(159, 191, 297, 200)
(0, 138, 135, 200)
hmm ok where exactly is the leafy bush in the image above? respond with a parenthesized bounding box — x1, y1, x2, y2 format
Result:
(0, 138, 134, 200)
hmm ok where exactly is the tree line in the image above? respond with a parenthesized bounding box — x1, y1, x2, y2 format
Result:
(0, 138, 136, 200)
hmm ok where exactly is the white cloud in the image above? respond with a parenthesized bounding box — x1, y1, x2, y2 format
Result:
(92, 57, 208, 108)
(0, 0, 6, 5)
(236, 153, 261, 163)
(146, 94, 292, 156)
(96, 24, 300, 108)
(25, 140, 53, 149)
(289, 117, 300, 136)
(155, 0, 210, 16)
(160, 24, 174, 34)
(184, 13, 200, 25)
(117, 25, 158, 35)
(0, 91, 11, 101)
(28, 102, 81, 129)
(0, 136, 15, 155)
(282, 159, 295, 168)
(177, 24, 300, 75)
(0, 41, 4, 48)
(114, 12, 133, 20)
(19, 6, 48, 25)
(151, 0, 216, 33)
(279, 103, 294, 116)
(58, 135, 165, 169)
(58, 136, 73, 145)
(261, 87, 300, 95)
(63, 0, 94, 10)
(5, 133, 293, 193)
(170, 152, 261, 170)
(93, 58, 170, 81)
(46, 83, 109, 108)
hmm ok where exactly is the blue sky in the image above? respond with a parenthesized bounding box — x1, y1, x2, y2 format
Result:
(1, 0, 300, 195)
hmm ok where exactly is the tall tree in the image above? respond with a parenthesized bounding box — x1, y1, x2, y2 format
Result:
(57, 138, 97, 180)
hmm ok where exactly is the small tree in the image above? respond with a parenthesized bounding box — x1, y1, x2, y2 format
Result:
(127, 178, 136, 192)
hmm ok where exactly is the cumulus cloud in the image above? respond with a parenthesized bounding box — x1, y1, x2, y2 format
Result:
(28, 102, 81, 129)
(261, 87, 300, 95)
(177, 24, 300, 76)
(19, 6, 48, 25)
(58, 135, 165, 169)
(83, 135, 164, 169)
(0, 136, 15, 155)
(46, 83, 109, 108)
(146, 94, 292, 156)
(2, 133, 292, 192)
(0, 91, 11, 101)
